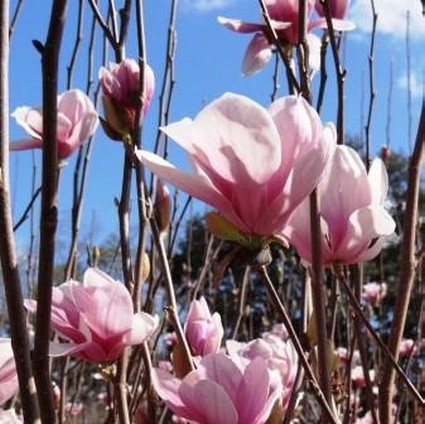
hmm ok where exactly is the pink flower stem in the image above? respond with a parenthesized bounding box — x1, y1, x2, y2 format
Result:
(379, 101, 425, 421)
(261, 266, 339, 424)
(0, 4, 39, 420)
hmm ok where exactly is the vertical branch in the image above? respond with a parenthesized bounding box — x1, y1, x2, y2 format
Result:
(379, 100, 425, 422)
(0, 1, 39, 421)
(257, 0, 300, 94)
(151, 0, 177, 179)
(364, 0, 377, 171)
(33, 1, 67, 422)
(270, 52, 280, 102)
(133, 0, 149, 304)
(298, 0, 333, 413)
(386, 59, 393, 149)
(406, 10, 412, 151)
(8, 0, 24, 38)
(321, 0, 346, 144)
(260, 267, 338, 424)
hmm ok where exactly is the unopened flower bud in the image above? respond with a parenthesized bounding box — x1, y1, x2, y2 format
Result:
(99, 59, 155, 141)
(155, 180, 171, 233)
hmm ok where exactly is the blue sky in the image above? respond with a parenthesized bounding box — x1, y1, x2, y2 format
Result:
(8, 0, 424, 253)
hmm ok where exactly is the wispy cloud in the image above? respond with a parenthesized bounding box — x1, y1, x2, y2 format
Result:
(349, 0, 425, 40)
(182, 0, 235, 13)
(397, 72, 424, 98)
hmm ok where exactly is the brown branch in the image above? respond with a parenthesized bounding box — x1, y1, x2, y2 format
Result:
(320, 0, 346, 144)
(8, 0, 24, 38)
(257, 0, 300, 94)
(0, 2, 39, 420)
(379, 99, 425, 422)
(12, 185, 41, 232)
(364, 0, 377, 170)
(260, 267, 338, 424)
(33, 2, 67, 422)
(150, 0, 177, 196)
(296, 0, 333, 411)
(150, 215, 194, 375)
(87, 0, 118, 48)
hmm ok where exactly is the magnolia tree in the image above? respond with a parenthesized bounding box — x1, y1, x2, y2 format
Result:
(0, 1, 424, 423)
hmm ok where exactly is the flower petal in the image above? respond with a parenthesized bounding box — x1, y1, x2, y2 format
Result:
(125, 312, 158, 345)
(242, 33, 273, 76)
(179, 379, 238, 424)
(151, 368, 193, 418)
(217, 16, 266, 33)
(368, 158, 389, 205)
(11, 106, 43, 139)
(9, 138, 43, 152)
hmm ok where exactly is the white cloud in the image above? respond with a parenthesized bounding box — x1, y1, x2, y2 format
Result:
(397, 71, 424, 98)
(349, 0, 425, 40)
(182, 0, 235, 13)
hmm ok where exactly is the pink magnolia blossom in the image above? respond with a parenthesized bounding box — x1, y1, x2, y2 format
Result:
(0, 410, 22, 424)
(362, 282, 387, 305)
(0, 339, 19, 406)
(351, 365, 375, 389)
(25, 268, 158, 363)
(226, 331, 297, 411)
(315, 0, 351, 20)
(184, 297, 224, 357)
(151, 352, 282, 424)
(99, 59, 155, 139)
(136, 93, 334, 243)
(284, 145, 396, 265)
(399, 339, 416, 358)
(10, 89, 98, 159)
(218, 0, 354, 75)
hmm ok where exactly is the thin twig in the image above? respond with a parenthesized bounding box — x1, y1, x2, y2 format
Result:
(364, 0, 377, 171)
(257, 0, 300, 94)
(150, 216, 194, 374)
(260, 266, 338, 424)
(87, 0, 118, 48)
(336, 268, 424, 404)
(12, 185, 42, 232)
(320, 0, 346, 144)
(8, 0, 24, 38)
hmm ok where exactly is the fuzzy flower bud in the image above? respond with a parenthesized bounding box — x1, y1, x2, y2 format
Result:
(184, 297, 224, 357)
(99, 59, 155, 140)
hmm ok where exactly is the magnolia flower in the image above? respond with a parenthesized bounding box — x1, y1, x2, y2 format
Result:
(218, 0, 354, 75)
(99, 59, 155, 139)
(399, 339, 416, 358)
(10, 89, 98, 159)
(25, 268, 158, 363)
(151, 353, 282, 424)
(284, 145, 396, 265)
(227, 332, 297, 411)
(136, 93, 334, 245)
(0, 339, 19, 406)
(315, 0, 351, 20)
(0, 410, 22, 424)
(184, 297, 224, 357)
(351, 365, 375, 389)
(362, 282, 387, 305)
